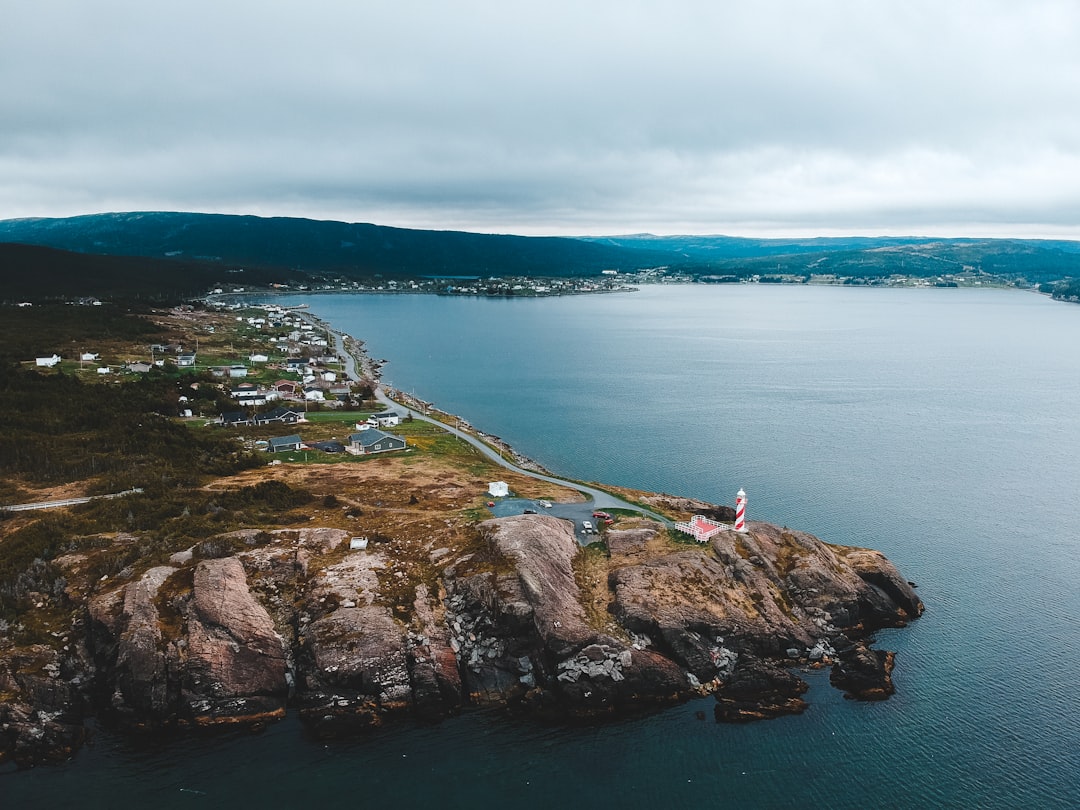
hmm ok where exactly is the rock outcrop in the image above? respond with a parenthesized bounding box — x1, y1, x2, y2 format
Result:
(0, 645, 87, 767)
(444, 515, 692, 716)
(88, 555, 288, 729)
(3, 512, 922, 763)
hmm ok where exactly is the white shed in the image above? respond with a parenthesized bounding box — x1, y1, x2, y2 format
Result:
(488, 481, 509, 497)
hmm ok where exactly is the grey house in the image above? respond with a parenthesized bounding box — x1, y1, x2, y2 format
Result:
(347, 428, 407, 455)
(268, 434, 304, 453)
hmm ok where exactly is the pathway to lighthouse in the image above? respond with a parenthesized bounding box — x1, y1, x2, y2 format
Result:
(323, 318, 674, 525)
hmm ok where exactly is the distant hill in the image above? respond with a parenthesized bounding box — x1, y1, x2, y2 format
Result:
(583, 234, 1080, 284)
(582, 233, 947, 258)
(3, 213, 1078, 296)
(0, 242, 300, 303)
(0, 212, 674, 280)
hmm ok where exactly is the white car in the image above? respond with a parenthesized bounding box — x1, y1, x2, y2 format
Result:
(582, 520, 594, 534)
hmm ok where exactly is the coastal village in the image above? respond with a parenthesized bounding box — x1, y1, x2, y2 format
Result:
(1, 296, 923, 768)
(22, 300, 414, 460)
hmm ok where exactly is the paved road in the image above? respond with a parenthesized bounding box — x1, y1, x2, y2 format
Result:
(327, 324, 669, 524)
(2, 488, 144, 513)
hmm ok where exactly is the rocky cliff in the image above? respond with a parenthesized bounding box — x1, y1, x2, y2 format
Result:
(0, 513, 921, 765)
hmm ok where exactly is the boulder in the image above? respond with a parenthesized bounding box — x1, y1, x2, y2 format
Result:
(830, 637, 897, 700)
(714, 657, 809, 722)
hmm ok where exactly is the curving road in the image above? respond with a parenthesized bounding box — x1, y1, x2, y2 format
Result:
(327, 323, 670, 524)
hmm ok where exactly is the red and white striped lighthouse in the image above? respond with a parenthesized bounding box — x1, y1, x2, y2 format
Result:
(734, 489, 747, 532)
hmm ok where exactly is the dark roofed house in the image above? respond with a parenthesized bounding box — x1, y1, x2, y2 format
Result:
(220, 411, 252, 426)
(347, 428, 407, 455)
(329, 384, 352, 401)
(254, 406, 304, 426)
(268, 434, 304, 453)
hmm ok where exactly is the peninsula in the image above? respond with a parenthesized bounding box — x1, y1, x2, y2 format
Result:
(0, 301, 922, 767)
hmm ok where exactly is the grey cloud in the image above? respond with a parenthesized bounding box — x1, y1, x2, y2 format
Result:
(2, 1, 1079, 236)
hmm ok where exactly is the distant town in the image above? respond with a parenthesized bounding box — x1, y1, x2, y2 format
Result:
(205, 264, 1035, 302)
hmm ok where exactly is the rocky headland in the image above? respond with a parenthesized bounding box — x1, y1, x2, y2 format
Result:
(1, 506, 922, 766)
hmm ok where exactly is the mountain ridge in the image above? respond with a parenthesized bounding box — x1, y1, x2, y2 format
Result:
(2, 211, 1079, 291)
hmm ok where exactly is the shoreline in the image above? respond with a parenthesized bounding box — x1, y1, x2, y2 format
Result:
(0, 290, 927, 767)
(296, 303, 562, 479)
(297, 304, 675, 524)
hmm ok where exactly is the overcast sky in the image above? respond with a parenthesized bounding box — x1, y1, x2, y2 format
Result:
(3, 1, 1079, 237)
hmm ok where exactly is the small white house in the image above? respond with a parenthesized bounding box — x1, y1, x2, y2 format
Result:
(368, 412, 401, 428)
(35, 354, 61, 367)
(249, 353, 269, 363)
(488, 481, 509, 498)
(80, 352, 100, 362)
(349, 537, 369, 550)
(97, 367, 111, 375)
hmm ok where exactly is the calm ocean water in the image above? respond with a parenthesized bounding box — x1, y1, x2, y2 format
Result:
(5, 285, 1079, 808)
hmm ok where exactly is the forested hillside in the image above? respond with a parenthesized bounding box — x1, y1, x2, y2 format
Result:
(0, 212, 672, 279)
(0, 242, 299, 303)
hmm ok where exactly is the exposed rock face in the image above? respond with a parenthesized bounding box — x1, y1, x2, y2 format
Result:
(182, 558, 288, 724)
(408, 583, 463, 720)
(606, 520, 920, 718)
(296, 550, 411, 733)
(6, 513, 922, 763)
(88, 556, 288, 730)
(0, 645, 87, 766)
(443, 515, 693, 716)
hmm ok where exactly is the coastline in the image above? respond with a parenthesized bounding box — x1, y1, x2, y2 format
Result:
(297, 303, 560, 478)
(0, 287, 928, 768)
(297, 304, 677, 524)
